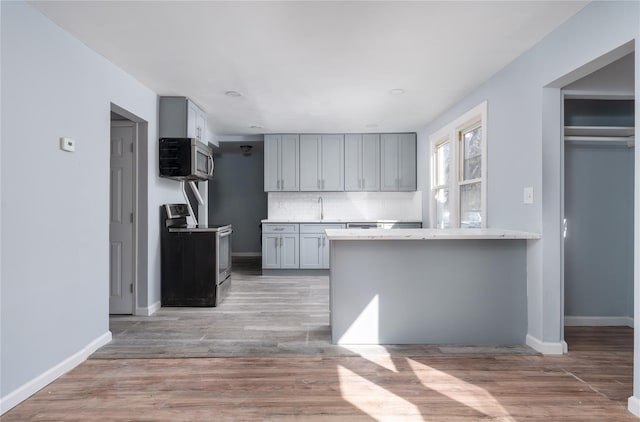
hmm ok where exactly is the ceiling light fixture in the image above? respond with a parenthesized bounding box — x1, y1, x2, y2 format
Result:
(225, 90, 242, 97)
(249, 125, 263, 129)
(389, 88, 405, 95)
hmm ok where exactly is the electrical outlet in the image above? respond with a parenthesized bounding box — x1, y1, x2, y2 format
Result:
(523, 187, 534, 204)
(60, 137, 76, 152)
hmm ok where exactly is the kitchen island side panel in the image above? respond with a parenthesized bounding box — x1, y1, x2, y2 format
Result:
(330, 239, 527, 345)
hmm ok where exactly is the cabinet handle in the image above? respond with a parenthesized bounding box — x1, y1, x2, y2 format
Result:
(317, 238, 321, 248)
(322, 237, 326, 247)
(275, 237, 279, 249)
(281, 179, 284, 190)
(280, 237, 283, 248)
(277, 180, 280, 190)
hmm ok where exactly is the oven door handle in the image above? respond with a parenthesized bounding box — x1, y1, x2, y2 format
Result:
(219, 229, 233, 238)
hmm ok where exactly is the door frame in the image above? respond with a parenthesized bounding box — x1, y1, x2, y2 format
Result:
(110, 103, 149, 316)
(540, 41, 635, 355)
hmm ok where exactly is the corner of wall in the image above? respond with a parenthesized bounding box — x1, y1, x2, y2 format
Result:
(526, 334, 566, 355)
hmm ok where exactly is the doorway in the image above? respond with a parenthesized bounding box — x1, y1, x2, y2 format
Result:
(108, 103, 149, 316)
(562, 54, 635, 344)
(110, 115, 137, 314)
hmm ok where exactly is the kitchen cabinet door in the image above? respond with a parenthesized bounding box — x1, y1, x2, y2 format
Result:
(361, 134, 381, 191)
(280, 233, 299, 269)
(187, 99, 206, 142)
(345, 134, 379, 191)
(344, 135, 361, 191)
(299, 233, 323, 269)
(262, 233, 280, 269)
(381, 133, 416, 191)
(300, 135, 322, 191)
(321, 134, 344, 191)
(320, 234, 331, 269)
(264, 135, 280, 191)
(300, 134, 344, 191)
(280, 135, 300, 191)
(264, 135, 299, 192)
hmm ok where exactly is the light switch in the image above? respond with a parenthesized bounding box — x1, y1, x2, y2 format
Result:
(60, 137, 76, 152)
(523, 187, 534, 204)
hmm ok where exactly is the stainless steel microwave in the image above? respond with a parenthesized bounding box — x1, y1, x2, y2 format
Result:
(159, 138, 214, 181)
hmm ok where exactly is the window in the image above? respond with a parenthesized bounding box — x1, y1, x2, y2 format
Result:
(433, 138, 450, 228)
(430, 101, 487, 228)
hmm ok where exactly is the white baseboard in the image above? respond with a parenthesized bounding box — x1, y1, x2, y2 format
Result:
(232, 252, 261, 257)
(565, 316, 634, 328)
(628, 395, 640, 417)
(0, 331, 112, 415)
(526, 334, 566, 355)
(136, 300, 161, 316)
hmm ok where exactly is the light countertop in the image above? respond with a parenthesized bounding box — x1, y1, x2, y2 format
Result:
(261, 219, 422, 224)
(325, 228, 541, 240)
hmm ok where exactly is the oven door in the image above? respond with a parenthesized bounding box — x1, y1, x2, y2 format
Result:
(216, 227, 232, 283)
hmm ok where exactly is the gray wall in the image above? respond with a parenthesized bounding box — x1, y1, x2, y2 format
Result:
(1, 0, 184, 408)
(208, 141, 267, 254)
(416, 1, 639, 352)
(564, 144, 634, 318)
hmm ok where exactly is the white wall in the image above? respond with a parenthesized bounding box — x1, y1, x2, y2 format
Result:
(267, 192, 422, 222)
(0, 1, 181, 411)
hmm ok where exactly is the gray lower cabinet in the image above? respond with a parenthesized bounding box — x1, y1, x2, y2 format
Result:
(381, 133, 417, 191)
(262, 224, 299, 269)
(299, 224, 345, 269)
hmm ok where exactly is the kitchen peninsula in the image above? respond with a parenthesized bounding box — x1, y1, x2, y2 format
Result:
(326, 228, 541, 345)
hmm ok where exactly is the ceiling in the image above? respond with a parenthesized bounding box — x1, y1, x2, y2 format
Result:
(30, 1, 588, 136)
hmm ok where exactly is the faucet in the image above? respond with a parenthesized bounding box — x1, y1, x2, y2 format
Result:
(318, 196, 324, 220)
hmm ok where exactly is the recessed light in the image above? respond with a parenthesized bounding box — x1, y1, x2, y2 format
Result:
(225, 91, 242, 97)
(249, 125, 263, 129)
(389, 88, 405, 95)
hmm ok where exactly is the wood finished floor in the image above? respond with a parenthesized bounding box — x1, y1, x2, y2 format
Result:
(4, 258, 635, 420)
(92, 257, 536, 359)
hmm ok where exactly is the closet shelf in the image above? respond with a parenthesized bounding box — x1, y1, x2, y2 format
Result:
(564, 125, 634, 138)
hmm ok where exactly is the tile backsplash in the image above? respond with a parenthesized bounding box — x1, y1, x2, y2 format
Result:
(268, 191, 422, 221)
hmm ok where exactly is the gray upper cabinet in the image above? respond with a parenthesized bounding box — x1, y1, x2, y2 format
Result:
(380, 133, 416, 191)
(345, 134, 380, 191)
(159, 96, 207, 142)
(264, 135, 300, 192)
(300, 134, 344, 191)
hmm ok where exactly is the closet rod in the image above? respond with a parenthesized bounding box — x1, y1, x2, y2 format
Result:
(564, 136, 635, 142)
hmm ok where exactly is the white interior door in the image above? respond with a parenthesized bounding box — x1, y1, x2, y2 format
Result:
(110, 121, 135, 314)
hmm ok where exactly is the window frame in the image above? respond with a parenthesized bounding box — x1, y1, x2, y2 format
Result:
(429, 101, 487, 229)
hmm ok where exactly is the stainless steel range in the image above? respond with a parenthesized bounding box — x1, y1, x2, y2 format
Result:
(161, 204, 232, 306)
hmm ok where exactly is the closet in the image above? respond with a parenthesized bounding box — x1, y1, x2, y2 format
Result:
(564, 97, 635, 326)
